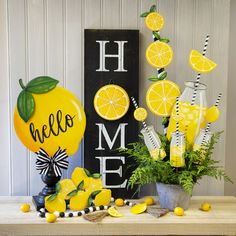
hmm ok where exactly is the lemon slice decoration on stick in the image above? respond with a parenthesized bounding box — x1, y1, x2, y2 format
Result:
(94, 84, 130, 121)
(189, 49, 217, 73)
(146, 80, 180, 117)
(146, 41, 173, 68)
(145, 12, 164, 31)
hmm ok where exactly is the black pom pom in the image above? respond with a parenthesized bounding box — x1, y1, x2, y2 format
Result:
(77, 212, 82, 216)
(59, 212, 65, 217)
(84, 208, 90, 214)
(100, 205, 104, 210)
(92, 206, 97, 211)
(39, 212, 45, 218)
(69, 213, 73, 217)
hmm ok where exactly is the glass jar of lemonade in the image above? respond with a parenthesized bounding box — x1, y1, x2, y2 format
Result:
(193, 129, 212, 151)
(141, 126, 166, 160)
(167, 81, 208, 146)
(170, 132, 185, 167)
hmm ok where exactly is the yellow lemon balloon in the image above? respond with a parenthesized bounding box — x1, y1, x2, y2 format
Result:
(14, 77, 86, 156)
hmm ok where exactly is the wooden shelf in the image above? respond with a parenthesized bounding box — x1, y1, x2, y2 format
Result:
(0, 196, 236, 235)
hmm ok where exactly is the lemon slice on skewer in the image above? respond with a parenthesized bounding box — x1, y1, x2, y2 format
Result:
(94, 84, 130, 121)
(146, 80, 180, 117)
(146, 41, 173, 68)
(145, 12, 164, 31)
(189, 49, 217, 73)
(134, 107, 148, 121)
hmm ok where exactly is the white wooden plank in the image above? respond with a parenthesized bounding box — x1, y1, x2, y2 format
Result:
(191, 0, 212, 196)
(225, 0, 236, 196)
(158, 0, 177, 83)
(47, 0, 64, 81)
(121, 0, 139, 29)
(8, 0, 29, 195)
(84, 0, 101, 28)
(0, 0, 11, 195)
(139, 0, 159, 197)
(102, 0, 120, 28)
(65, 0, 84, 177)
(27, 0, 45, 195)
(206, 0, 230, 195)
(175, 0, 195, 90)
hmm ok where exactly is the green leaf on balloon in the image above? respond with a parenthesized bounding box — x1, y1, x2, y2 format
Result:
(17, 90, 35, 123)
(26, 76, 59, 94)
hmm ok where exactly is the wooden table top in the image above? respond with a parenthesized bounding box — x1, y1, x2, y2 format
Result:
(0, 196, 236, 235)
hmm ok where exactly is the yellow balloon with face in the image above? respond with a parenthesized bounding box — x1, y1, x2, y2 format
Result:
(14, 83, 86, 157)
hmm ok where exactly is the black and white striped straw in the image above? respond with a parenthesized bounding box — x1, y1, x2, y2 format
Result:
(175, 97, 180, 146)
(202, 93, 222, 144)
(191, 34, 210, 106)
(131, 97, 157, 149)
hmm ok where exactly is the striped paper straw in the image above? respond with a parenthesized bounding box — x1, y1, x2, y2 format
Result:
(202, 93, 222, 143)
(131, 97, 157, 149)
(191, 34, 210, 106)
(175, 97, 180, 146)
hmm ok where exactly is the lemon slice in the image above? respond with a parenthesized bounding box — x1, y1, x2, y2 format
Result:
(108, 207, 123, 217)
(130, 203, 147, 214)
(134, 107, 148, 121)
(189, 49, 217, 73)
(145, 12, 164, 31)
(146, 41, 173, 68)
(146, 80, 180, 117)
(94, 84, 130, 121)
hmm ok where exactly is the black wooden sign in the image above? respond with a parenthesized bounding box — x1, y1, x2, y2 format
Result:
(84, 29, 139, 198)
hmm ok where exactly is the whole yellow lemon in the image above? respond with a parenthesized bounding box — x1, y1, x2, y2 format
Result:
(143, 196, 155, 206)
(174, 207, 184, 216)
(20, 203, 30, 213)
(200, 202, 211, 211)
(115, 198, 124, 207)
(46, 213, 57, 223)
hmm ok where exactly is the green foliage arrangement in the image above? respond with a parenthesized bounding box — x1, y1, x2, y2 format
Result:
(119, 131, 232, 195)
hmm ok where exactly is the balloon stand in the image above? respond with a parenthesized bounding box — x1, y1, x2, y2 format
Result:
(32, 165, 61, 211)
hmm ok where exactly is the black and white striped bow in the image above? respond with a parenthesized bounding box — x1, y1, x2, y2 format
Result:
(35, 147, 69, 177)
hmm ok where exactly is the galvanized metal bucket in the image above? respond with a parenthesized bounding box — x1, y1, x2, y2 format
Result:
(156, 182, 191, 210)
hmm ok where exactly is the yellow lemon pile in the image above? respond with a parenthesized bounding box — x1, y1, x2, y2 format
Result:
(44, 167, 112, 213)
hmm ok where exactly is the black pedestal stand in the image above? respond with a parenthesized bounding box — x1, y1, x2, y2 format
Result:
(32, 166, 61, 211)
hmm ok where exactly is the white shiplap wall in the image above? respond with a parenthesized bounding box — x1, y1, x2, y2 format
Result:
(0, 0, 232, 196)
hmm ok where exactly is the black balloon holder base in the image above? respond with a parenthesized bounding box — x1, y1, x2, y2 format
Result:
(32, 165, 61, 211)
